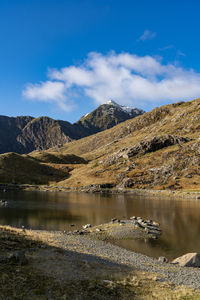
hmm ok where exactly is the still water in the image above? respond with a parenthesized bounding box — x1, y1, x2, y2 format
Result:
(0, 190, 200, 260)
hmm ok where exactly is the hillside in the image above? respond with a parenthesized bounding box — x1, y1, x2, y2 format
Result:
(37, 98, 200, 191)
(0, 152, 69, 184)
(0, 102, 144, 154)
(2, 98, 200, 190)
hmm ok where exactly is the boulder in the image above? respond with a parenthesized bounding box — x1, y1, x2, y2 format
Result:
(158, 256, 168, 263)
(111, 218, 117, 222)
(135, 222, 144, 229)
(172, 253, 200, 267)
(83, 224, 92, 229)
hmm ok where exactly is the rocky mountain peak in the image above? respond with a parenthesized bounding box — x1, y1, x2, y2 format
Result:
(104, 100, 145, 116)
(77, 100, 145, 134)
(105, 100, 119, 106)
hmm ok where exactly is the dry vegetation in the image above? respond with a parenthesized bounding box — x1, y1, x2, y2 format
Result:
(0, 152, 69, 184)
(0, 225, 199, 299)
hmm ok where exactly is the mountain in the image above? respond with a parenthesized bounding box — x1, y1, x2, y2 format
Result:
(25, 98, 200, 191)
(2, 98, 200, 190)
(0, 115, 75, 154)
(76, 100, 144, 135)
(0, 115, 34, 153)
(0, 101, 144, 154)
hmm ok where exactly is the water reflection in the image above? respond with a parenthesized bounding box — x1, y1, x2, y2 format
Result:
(0, 191, 200, 260)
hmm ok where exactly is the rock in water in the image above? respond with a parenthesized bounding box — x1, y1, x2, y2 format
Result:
(172, 253, 200, 267)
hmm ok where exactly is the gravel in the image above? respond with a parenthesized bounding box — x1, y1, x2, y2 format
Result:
(33, 230, 200, 290)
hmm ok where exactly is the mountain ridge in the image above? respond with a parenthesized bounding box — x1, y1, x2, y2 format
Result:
(0, 102, 144, 154)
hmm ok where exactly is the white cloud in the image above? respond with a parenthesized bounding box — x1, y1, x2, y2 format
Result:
(23, 51, 200, 111)
(23, 81, 71, 111)
(138, 30, 156, 41)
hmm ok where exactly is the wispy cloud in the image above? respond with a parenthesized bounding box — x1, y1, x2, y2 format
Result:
(177, 50, 186, 57)
(158, 45, 174, 51)
(138, 30, 156, 41)
(158, 46, 186, 58)
(23, 51, 200, 111)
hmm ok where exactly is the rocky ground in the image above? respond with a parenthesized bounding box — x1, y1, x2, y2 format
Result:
(1, 224, 200, 299)
(71, 216, 162, 241)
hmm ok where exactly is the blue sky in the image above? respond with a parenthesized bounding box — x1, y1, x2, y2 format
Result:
(1, 0, 200, 123)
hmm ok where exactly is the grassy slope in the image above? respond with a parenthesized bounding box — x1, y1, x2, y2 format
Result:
(29, 151, 87, 164)
(0, 152, 69, 184)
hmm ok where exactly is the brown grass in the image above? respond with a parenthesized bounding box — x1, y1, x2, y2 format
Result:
(0, 225, 199, 299)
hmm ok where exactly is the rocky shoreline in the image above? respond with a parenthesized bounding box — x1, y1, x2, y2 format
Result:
(1, 224, 200, 299)
(1, 183, 200, 200)
(1, 216, 200, 299)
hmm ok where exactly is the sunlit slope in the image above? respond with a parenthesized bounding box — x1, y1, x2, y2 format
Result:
(56, 100, 196, 158)
(53, 99, 200, 190)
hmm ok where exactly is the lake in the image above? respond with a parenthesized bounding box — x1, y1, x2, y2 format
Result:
(0, 190, 200, 260)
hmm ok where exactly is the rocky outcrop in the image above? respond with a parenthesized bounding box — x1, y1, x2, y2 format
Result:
(172, 253, 200, 267)
(123, 135, 190, 158)
(117, 177, 134, 188)
(104, 135, 190, 166)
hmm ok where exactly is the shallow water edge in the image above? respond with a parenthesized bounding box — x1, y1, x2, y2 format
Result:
(1, 183, 200, 200)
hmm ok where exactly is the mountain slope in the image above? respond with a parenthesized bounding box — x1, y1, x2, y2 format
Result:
(0, 115, 34, 153)
(46, 98, 200, 191)
(17, 117, 74, 153)
(76, 100, 144, 135)
(0, 101, 144, 154)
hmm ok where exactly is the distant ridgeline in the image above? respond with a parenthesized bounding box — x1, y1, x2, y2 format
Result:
(0, 101, 144, 154)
